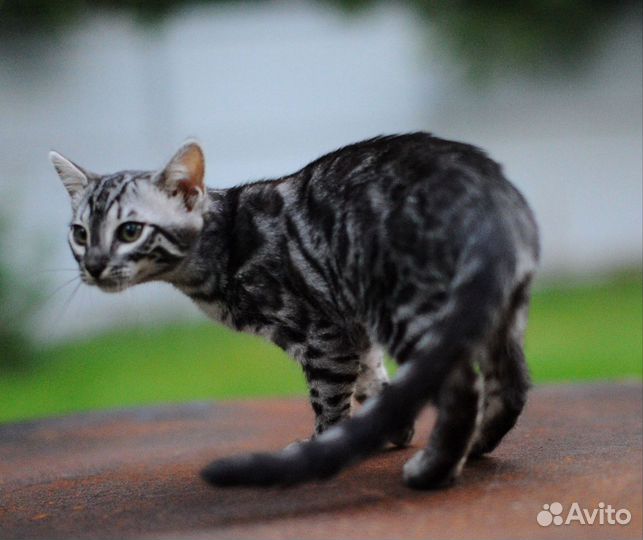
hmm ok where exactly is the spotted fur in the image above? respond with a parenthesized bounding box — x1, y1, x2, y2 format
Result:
(51, 133, 539, 489)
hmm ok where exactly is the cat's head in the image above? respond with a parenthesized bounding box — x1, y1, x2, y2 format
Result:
(50, 142, 207, 292)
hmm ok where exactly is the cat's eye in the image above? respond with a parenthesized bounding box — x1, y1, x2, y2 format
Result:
(71, 225, 88, 246)
(117, 222, 144, 243)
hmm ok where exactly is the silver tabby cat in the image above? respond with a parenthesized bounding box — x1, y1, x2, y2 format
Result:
(50, 133, 539, 489)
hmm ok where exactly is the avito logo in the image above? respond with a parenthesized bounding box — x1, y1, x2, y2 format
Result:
(537, 502, 631, 527)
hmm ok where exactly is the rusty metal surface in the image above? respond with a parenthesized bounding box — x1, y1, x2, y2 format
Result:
(0, 382, 641, 539)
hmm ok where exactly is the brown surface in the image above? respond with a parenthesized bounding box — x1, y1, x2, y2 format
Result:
(0, 382, 641, 539)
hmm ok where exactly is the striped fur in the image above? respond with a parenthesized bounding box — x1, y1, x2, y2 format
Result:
(52, 133, 539, 489)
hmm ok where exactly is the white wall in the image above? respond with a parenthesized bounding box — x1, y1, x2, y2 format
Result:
(0, 2, 640, 340)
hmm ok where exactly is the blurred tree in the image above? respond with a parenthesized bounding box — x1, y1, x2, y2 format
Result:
(0, 0, 640, 79)
(331, 0, 642, 79)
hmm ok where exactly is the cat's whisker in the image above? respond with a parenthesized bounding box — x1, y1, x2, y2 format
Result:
(56, 280, 83, 324)
(42, 278, 84, 343)
(42, 275, 82, 306)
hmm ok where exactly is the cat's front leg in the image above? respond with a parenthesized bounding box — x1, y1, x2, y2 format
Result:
(353, 346, 389, 404)
(272, 324, 366, 436)
(304, 360, 360, 435)
(281, 371, 355, 447)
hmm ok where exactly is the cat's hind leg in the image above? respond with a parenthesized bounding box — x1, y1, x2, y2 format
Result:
(470, 283, 532, 458)
(403, 358, 484, 489)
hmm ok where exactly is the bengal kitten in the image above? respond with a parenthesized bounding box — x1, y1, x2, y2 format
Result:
(50, 133, 539, 489)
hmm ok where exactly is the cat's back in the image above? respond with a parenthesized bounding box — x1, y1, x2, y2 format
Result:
(232, 132, 537, 276)
(289, 132, 530, 229)
(284, 132, 538, 271)
(290, 132, 516, 209)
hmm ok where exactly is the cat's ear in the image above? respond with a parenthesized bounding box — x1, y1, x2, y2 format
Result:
(156, 141, 205, 211)
(48, 151, 91, 204)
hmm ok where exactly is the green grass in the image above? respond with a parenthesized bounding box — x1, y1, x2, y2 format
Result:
(0, 273, 640, 423)
(525, 273, 642, 382)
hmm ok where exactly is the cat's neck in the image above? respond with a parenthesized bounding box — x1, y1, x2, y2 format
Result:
(169, 188, 234, 302)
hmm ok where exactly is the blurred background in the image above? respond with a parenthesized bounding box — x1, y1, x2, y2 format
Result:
(0, 0, 641, 423)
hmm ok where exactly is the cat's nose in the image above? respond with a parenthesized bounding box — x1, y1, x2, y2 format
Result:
(84, 252, 108, 279)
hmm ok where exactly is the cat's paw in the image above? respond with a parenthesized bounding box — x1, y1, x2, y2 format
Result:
(388, 424, 415, 448)
(402, 448, 459, 490)
(468, 440, 485, 459)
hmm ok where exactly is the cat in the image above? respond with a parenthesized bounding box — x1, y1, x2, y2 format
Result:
(50, 132, 539, 489)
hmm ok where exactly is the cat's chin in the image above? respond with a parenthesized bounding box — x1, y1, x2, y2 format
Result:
(95, 280, 129, 293)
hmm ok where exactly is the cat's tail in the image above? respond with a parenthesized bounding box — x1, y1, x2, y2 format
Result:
(201, 227, 520, 488)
